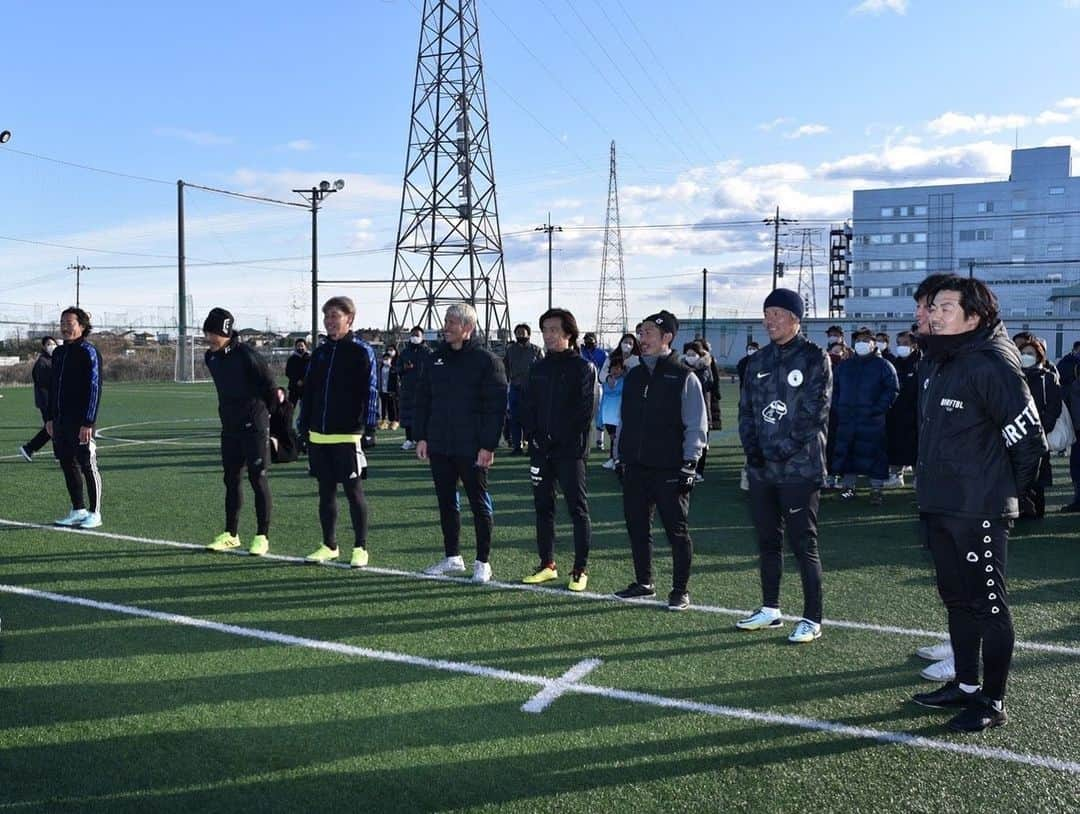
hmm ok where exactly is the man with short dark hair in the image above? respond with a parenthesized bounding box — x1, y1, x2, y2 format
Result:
(285, 338, 310, 406)
(19, 336, 57, 462)
(613, 309, 707, 611)
(299, 296, 379, 568)
(521, 308, 595, 591)
(416, 303, 508, 583)
(737, 289, 831, 643)
(737, 341, 760, 389)
(47, 308, 104, 528)
(397, 325, 432, 451)
(910, 277, 1047, 732)
(203, 307, 276, 556)
(504, 323, 543, 455)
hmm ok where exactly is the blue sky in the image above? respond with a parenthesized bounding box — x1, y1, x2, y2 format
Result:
(3, 0, 1080, 337)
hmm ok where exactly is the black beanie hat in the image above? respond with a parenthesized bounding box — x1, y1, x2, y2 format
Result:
(763, 288, 804, 320)
(643, 309, 679, 337)
(203, 307, 235, 338)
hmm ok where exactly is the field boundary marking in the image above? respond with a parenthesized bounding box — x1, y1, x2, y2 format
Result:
(1, 582, 1078, 776)
(1, 517, 1078, 657)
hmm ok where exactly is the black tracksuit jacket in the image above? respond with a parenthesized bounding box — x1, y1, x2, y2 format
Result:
(204, 337, 276, 433)
(520, 348, 595, 461)
(916, 321, 1047, 519)
(413, 335, 507, 458)
(49, 338, 103, 428)
(297, 332, 379, 436)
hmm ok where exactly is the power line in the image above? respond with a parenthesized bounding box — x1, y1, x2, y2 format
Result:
(0, 146, 173, 185)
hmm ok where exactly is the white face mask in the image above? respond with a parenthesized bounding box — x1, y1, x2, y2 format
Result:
(1020, 353, 1038, 368)
(409, 335, 422, 345)
(746, 348, 756, 356)
(684, 352, 699, 363)
(827, 335, 841, 346)
(44, 343, 57, 356)
(854, 341, 873, 356)
(621, 342, 634, 354)
(895, 345, 912, 358)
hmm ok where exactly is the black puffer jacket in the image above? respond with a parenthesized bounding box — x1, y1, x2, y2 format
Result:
(738, 334, 832, 486)
(521, 348, 595, 461)
(396, 341, 432, 427)
(916, 321, 1047, 519)
(413, 335, 508, 457)
(31, 351, 52, 413)
(886, 349, 921, 467)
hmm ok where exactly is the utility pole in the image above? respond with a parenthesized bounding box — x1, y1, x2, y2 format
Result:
(535, 213, 562, 309)
(763, 206, 797, 291)
(177, 180, 187, 381)
(68, 258, 90, 308)
(293, 180, 345, 344)
(701, 268, 707, 339)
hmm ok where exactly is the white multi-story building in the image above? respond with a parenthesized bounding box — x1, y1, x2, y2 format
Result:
(847, 146, 1080, 320)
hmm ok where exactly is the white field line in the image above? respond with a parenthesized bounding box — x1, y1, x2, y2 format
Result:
(522, 658, 603, 713)
(2, 517, 1078, 658)
(1, 582, 1078, 776)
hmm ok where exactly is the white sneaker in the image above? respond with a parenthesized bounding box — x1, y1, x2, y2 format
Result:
(472, 559, 492, 583)
(788, 619, 822, 643)
(740, 468, 749, 491)
(18, 445, 32, 462)
(79, 512, 102, 529)
(423, 555, 466, 575)
(884, 474, 904, 489)
(735, 606, 783, 631)
(920, 655, 956, 682)
(401, 440, 416, 451)
(602, 458, 617, 470)
(55, 509, 90, 527)
(916, 640, 953, 661)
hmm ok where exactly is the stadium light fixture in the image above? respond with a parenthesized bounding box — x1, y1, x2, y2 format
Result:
(0, 130, 11, 144)
(293, 179, 347, 345)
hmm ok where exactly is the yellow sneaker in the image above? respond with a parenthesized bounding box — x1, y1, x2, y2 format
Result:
(350, 547, 369, 568)
(207, 532, 241, 552)
(568, 569, 588, 592)
(305, 544, 340, 563)
(248, 534, 269, 556)
(522, 564, 558, 584)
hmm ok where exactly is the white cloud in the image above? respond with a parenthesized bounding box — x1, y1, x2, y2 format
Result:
(927, 111, 1029, 136)
(757, 117, 789, 132)
(786, 124, 830, 139)
(153, 127, 233, 146)
(851, 0, 908, 15)
(285, 139, 315, 152)
(816, 140, 1011, 184)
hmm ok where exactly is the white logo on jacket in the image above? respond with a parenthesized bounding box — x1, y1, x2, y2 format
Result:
(787, 369, 803, 387)
(433, 358, 445, 366)
(1001, 399, 1041, 447)
(762, 400, 788, 425)
(940, 398, 964, 411)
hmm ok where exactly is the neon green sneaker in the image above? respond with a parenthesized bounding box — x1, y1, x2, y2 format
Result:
(248, 535, 269, 556)
(350, 547, 369, 568)
(207, 532, 241, 552)
(567, 569, 588, 592)
(522, 564, 558, 584)
(305, 544, 340, 564)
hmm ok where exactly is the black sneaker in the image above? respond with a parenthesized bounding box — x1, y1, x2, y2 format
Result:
(1059, 502, 1080, 513)
(947, 694, 1007, 732)
(667, 591, 690, 611)
(911, 680, 976, 710)
(614, 582, 656, 600)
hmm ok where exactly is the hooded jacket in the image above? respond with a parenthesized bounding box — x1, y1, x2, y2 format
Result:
(413, 334, 508, 457)
(738, 334, 832, 486)
(521, 347, 596, 461)
(830, 352, 899, 478)
(916, 320, 1047, 518)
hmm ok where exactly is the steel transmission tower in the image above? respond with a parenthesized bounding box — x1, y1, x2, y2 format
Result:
(595, 141, 627, 347)
(386, 0, 510, 341)
(794, 228, 820, 318)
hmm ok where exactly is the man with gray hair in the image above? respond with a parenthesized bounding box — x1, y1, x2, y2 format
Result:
(414, 303, 508, 583)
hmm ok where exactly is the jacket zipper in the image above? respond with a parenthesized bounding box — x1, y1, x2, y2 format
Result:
(320, 344, 337, 433)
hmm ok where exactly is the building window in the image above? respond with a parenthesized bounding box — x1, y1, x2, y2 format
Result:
(1012, 227, 1026, 239)
(868, 287, 896, 297)
(1048, 243, 1064, 254)
(1049, 215, 1065, 224)
(880, 207, 895, 217)
(977, 201, 994, 213)
(868, 260, 894, 271)
(914, 232, 927, 243)
(913, 205, 928, 216)
(959, 229, 992, 241)
(1049, 186, 1065, 195)
(869, 233, 895, 244)
(914, 259, 927, 270)
(899, 206, 910, 216)
(1011, 255, 1025, 263)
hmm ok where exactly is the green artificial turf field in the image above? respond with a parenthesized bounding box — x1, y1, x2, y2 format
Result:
(0, 380, 1077, 813)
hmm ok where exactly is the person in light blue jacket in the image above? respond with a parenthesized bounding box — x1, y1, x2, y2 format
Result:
(597, 356, 625, 470)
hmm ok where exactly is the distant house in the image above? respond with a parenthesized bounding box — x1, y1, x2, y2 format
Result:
(237, 328, 281, 348)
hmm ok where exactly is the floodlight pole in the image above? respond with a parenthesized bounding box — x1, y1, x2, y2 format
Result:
(294, 181, 345, 343)
(178, 180, 187, 379)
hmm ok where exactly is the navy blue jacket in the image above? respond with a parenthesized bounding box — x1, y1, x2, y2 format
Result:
(298, 332, 379, 436)
(49, 338, 103, 428)
(31, 351, 53, 413)
(396, 341, 432, 427)
(831, 353, 899, 479)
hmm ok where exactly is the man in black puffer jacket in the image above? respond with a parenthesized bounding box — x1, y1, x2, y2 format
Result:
(297, 296, 380, 568)
(910, 278, 1047, 734)
(414, 303, 508, 583)
(520, 308, 596, 591)
(737, 289, 831, 644)
(203, 307, 277, 556)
